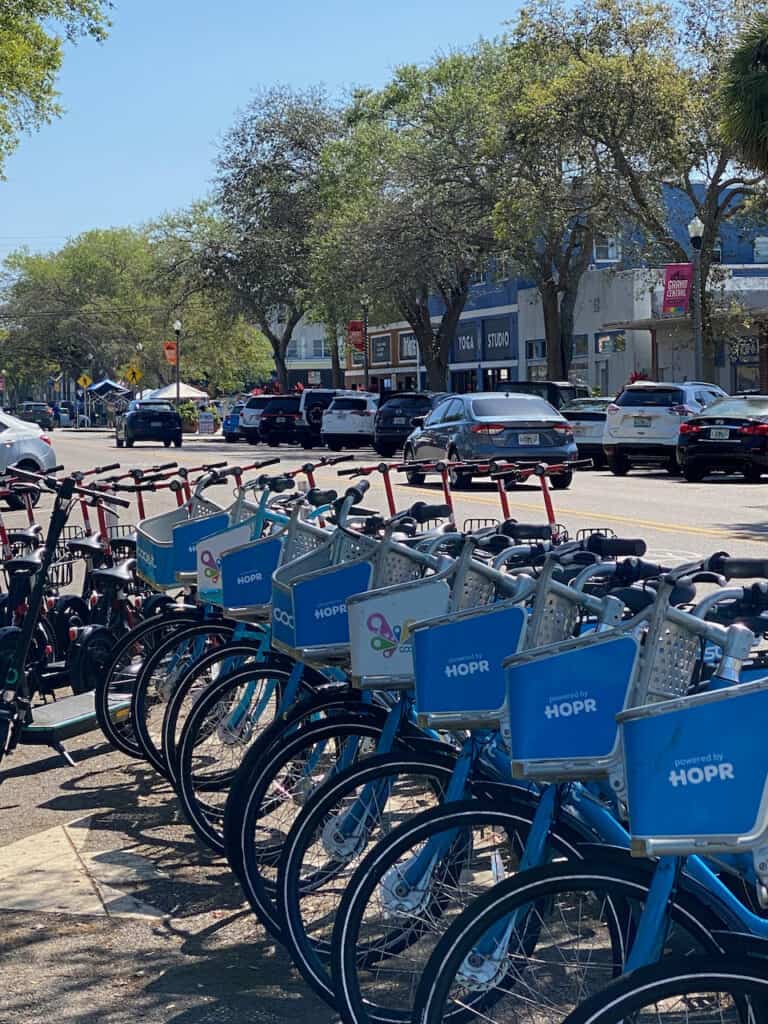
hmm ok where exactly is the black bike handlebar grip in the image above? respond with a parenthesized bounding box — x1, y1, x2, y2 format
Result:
(203, 461, 228, 470)
(502, 522, 553, 541)
(409, 502, 452, 524)
(152, 462, 178, 473)
(326, 454, 353, 466)
(715, 558, 768, 580)
(253, 458, 281, 470)
(345, 479, 370, 505)
(306, 488, 338, 508)
(337, 467, 362, 477)
(615, 560, 665, 584)
(586, 536, 647, 557)
(76, 486, 131, 508)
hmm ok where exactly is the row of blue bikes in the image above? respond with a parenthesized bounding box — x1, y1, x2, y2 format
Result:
(2, 451, 768, 1024)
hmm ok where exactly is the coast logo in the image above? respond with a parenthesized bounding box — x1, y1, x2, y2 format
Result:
(366, 612, 414, 658)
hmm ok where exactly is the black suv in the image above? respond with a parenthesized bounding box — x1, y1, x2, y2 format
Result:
(116, 400, 182, 448)
(259, 395, 302, 446)
(373, 391, 449, 457)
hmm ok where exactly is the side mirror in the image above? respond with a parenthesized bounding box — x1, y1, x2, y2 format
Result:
(411, 416, 425, 428)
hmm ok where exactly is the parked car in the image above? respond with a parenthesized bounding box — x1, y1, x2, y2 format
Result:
(0, 410, 57, 507)
(222, 402, 245, 443)
(561, 396, 615, 469)
(403, 391, 577, 489)
(321, 394, 379, 450)
(15, 401, 55, 431)
(373, 391, 450, 457)
(496, 380, 590, 409)
(115, 399, 182, 448)
(603, 381, 726, 476)
(239, 395, 274, 444)
(677, 394, 768, 482)
(296, 389, 361, 448)
(259, 395, 302, 446)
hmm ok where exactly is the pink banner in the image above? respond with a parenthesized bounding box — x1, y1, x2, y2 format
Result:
(662, 263, 694, 316)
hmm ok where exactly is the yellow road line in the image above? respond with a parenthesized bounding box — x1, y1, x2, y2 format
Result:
(356, 478, 737, 540)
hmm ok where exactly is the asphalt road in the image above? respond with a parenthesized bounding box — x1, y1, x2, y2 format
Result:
(0, 427, 765, 1022)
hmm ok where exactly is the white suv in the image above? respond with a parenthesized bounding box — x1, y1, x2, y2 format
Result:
(321, 394, 379, 451)
(238, 395, 274, 444)
(603, 381, 726, 475)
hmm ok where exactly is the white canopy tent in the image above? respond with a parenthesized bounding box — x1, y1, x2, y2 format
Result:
(149, 382, 209, 401)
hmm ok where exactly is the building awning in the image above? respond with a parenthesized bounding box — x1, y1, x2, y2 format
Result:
(606, 306, 768, 333)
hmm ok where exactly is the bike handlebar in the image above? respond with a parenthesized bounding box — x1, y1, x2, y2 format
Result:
(408, 501, 452, 525)
(706, 555, 768, 580)
(586, 535, 647, 558)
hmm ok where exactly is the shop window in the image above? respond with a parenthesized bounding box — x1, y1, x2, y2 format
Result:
(754, 236, 768, 263)
(525, 339, 547, 361)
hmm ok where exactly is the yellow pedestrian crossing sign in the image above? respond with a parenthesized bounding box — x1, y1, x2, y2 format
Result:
(77, 373, 92, 388)
(125, 366, 142, 385)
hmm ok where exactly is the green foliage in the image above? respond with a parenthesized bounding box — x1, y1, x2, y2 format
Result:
(0, 0, 111, 174)
(0, 224, 274, 396)
(722, 11, 768, 171)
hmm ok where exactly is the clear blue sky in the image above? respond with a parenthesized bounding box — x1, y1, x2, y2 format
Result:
(0, 0, 519, 257)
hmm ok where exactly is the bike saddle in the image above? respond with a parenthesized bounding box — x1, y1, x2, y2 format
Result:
(90, 559, 137, 586)
(7, 525, 42, 546)
(2, 547, 44, 574)
(66, 535, 106, 556)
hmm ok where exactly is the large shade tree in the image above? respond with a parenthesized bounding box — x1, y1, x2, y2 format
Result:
(722, 10, 768, 171)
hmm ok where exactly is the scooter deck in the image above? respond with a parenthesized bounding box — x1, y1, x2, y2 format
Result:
(18, 692, 129, 746)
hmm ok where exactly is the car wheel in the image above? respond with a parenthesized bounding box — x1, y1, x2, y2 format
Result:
(404, 447, 425, 486)
(225, 434, 238, 443)
(744, 463, 763, 483)
(163, 440, 172, 448)
(115, 436, 124, 449)
(591, 451, 606, 470)
(683, 463, 706, 482)
(125, 437, 134, 448)
(374, 444, 397, 458)
(666, 455, 681, 476)
(448, 450, 471, 489)
(551, 469, 573, 490)
(609, 453, 630, 476)
(174, 437, 183, 449)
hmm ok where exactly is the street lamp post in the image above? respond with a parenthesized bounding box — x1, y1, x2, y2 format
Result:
(360, 298, 370, 391)
(173, 320, 182, 405)
(688, 216, 705, 380)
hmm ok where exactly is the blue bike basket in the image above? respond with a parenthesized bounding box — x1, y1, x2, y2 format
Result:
(413, 601, 526, 729)
(136, 500, 221, 590)
(620, 677, 768, 855)
(507, 632, 639, 780)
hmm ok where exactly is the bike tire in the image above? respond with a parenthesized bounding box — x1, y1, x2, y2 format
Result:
(413, 857, 727, 1024)
(95, 611, 197, 757)
(131, 622, 237, 776)
(279, 749, 458, 1007)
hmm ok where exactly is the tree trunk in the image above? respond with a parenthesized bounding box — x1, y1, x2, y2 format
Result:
(559, 289, 577, 381)
(328, 327, 342, 387)
(760, 325, 768, 393)
(272, 344, 288, 391)
(541, 282, 563, 379)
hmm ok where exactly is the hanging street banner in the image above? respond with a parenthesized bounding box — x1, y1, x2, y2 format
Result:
(163, 340, 178, 365)
(662, 264, 694, 316)
(347, 320, 365, 353)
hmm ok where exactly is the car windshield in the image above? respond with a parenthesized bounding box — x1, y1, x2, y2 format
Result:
(246, 396, 271, 409)
(616, 388, 685, 407)
(381, 395, 433, 413)
(134, 402, 174, 412)
(330, 398, 367, 411)
(562, 399, 612, 413)
(701, 397, 768, 418)
(266, 397, 300, 413)
(471, 396, 558, 419)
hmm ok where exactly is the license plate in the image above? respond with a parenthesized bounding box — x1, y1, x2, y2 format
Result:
(393, 417, 406, 425)
(571, 425, 587, 436)
(709, 428, 730, 440)
(150, 421, 163, 428)
(518, 433, 540, 445)
(275, 417, 286, 424)
(634, 416, 652, 428)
